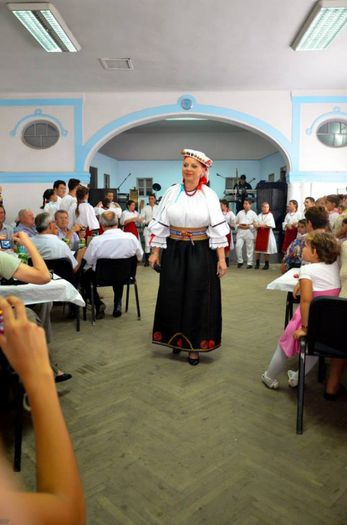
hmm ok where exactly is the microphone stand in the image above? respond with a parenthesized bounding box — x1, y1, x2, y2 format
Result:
(116, 173, 132, 192)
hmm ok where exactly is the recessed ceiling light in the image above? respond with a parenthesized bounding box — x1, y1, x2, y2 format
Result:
(7, 2, 80, 52)
(99, 58, 134, 70)
(292, 0, 347, 50)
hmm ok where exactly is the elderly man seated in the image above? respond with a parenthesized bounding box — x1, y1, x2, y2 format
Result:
(32, 212, 85, 271)
(55, 209, 81, 252)
(15, 209, 37, 237)
(82, 210, 143, 319)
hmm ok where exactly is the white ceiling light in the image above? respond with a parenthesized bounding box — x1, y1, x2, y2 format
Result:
(7, 3, 81, 52)
(291, 0, 347, 50)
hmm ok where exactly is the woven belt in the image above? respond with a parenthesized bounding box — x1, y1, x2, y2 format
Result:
(169, 226, 208, 243)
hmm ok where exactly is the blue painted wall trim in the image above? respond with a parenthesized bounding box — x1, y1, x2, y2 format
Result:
(81, 97, 294, 172)
(0, 98, 83, 182)
(0, 172, 90, 184)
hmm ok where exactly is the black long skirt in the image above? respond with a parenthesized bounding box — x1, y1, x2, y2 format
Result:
(152, 238, 222, 352)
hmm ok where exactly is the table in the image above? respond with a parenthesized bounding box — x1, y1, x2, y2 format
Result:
(266, 267, 299, 293)
(0, 276, 85, 307)
(267, 268, 300, 327)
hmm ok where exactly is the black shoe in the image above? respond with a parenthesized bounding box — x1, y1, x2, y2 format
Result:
(263, 262, 269, 270)
(247, 265, 253, 269)
(54, 371, 72, 383)
(95, 302, 106, 320)
(113, 308, 122, 318)
(324, 384, 346, 401)
(237, 263, 243, 268)
(255, 261, 260, 269)
(188, 356, 200, 366)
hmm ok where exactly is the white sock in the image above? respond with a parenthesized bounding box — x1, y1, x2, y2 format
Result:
(266, 344, 288, 379)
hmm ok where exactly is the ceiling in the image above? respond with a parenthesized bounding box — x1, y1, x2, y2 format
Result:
(0, 0, 347, 93)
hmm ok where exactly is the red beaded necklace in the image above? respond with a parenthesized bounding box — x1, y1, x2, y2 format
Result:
(184, 184, 198, 197)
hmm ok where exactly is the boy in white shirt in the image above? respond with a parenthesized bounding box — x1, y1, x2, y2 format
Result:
(235, 198, 257, 268)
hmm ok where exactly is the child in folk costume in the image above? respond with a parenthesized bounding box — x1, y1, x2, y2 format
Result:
(254, 202, 277, 270)
(281, 199, 301, 253)
(220, 199, 235, 267)
(261, 231, 341, 390)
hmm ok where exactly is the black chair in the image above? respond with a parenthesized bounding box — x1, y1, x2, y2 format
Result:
(89, 256, 141, 324)
(284, 292, 300, 327)
(44, 258, 81, 332)
(296, 296, 347, 434)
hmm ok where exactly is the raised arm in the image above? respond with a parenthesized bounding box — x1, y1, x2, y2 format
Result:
(0, 296, 85, 525)
(12, 232, 51, 284)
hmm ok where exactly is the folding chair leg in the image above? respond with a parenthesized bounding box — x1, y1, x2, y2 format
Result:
(76, 306, 80, 332)
(91, 284, 96, 325)
(125, 284, 130, 313)
(14, 378, 24, 472)
(296, 341, 306, 435)
(284, 293, 291, 328)
(134, 283, 141, 320)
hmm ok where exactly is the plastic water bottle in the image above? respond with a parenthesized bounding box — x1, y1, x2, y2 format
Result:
(78, 238, 86, 250)
(17, 245, 29, 264)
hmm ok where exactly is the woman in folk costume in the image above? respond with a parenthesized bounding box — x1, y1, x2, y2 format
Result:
(148, 149, 229, 366)
(120, 200, 144, 239)
(254, 202, 277, 270)
(281, 199, 301, 253)
(220, 199, 236, 267)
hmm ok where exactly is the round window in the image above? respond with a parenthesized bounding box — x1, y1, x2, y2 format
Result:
(22, 120, 60, 149)
(316, 120, 347, 148)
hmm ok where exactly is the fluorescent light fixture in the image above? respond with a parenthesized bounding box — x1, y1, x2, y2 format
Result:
(292, 0, 347, 50)
(7, 3, 81, 52)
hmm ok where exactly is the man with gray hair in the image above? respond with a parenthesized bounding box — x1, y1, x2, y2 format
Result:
(32, 212, 84, 270)
(15, 209, 37, 237)
(82, 210, 143, 318)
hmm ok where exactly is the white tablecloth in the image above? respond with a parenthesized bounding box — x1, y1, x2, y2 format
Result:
(266, 268, 299, 292)
(0, 277, 85, 307)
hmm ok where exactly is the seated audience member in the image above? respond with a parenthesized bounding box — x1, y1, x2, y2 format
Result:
(32, 213, 84, 272)
(303, 196, 315, 214)
(14, 209, 37, 237)
(0, 296, 85, 525)
(72, 186, 100, 236)
(95, 197, 121, 221)
(55, 210, 81, 251)
(41, 188, 59, 220)
(326, 194, 340, 232)
(322, 239, 347, 400)
(53, 179, 66, 206)
(82, 210, 143, 319)
(254, 201, 277, 270)
(281, 200, 301, 252)
(262, 232, 341, 391)
(60, 178, 80, 228)
(0, 205, 14, 245)
(336, 217, 347, 243)
(280, 219, 307, 274)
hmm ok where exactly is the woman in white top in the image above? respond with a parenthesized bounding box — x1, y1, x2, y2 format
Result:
(254, 202, 277, 270)
(220, 199, 235, 267)
(148, 149, 229, 366)
(282, 199, 301, 252)
(41, 189, 59, 220)
(120, 200, 143, 239)
(73, 186, 100, 237)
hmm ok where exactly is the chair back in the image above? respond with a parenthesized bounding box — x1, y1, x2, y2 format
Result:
(307, 296, 347, 357)
(45, 258, 76, 286)
(94, 256, 137, 287)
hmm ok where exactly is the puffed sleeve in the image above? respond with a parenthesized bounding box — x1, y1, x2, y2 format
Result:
(203, 187, 229, 249)
(148, 185, 180, 249)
